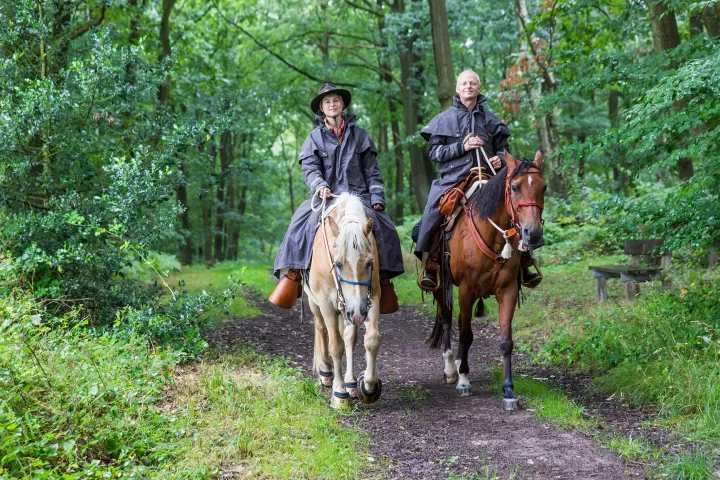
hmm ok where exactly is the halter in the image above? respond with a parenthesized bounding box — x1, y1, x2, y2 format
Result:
(312, 186, 374, 313)
(504, 166, 544, 246)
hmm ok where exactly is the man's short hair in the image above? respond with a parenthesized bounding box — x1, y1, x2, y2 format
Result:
(456, 70, 481, 86)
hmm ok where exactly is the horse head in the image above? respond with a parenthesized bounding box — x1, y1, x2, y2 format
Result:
(326, 194, 376, 326)
(505, 151, 546, 249)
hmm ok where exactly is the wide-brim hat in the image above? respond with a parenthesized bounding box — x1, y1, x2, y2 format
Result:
(310, 83, 352, 115)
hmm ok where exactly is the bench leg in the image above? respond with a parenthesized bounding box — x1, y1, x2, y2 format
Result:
(596, 277, 608, 302)
(625, 280, 639, 300)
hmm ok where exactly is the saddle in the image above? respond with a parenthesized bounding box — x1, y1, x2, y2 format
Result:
(438, 168, 492, 232)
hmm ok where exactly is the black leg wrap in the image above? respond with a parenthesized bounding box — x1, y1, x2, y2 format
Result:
(333, 391, 350, 399)
(319, 370, 333, 378)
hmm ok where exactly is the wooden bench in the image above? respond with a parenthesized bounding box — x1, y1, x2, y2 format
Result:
(589, 239, 671, 301)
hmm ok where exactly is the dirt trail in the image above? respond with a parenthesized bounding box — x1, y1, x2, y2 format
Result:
(207, 299, 644, 480)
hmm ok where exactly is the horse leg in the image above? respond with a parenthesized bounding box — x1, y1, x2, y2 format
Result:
(310, 302, 333, 388)
(324, 306, 350, 409)
(455, 285, 475, 397)
(357, 311, 382, 404)
(343, 323, 358, 398)
(439, 295, 457, 385)
(497, 289, 520, 410)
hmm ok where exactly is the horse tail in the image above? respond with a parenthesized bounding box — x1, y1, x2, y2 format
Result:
(474, 298, 485, 318)
(427, 238, 453, 349)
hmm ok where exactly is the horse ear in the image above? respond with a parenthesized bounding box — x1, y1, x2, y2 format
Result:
(363, 217, 374, 237)
(533, 150, 543, 170)
(505, 150, 518, 173)
(326, 216, 340, 237)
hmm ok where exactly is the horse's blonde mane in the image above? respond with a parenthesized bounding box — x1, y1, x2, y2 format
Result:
(333, 193, 371, 259)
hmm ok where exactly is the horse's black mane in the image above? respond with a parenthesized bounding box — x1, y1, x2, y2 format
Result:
(469, 158, 534, 220)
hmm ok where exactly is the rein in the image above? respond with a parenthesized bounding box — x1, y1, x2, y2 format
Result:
(311, 187, 373, 312)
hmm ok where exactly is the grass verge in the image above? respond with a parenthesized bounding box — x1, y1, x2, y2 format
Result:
(0, 293, 371, 478)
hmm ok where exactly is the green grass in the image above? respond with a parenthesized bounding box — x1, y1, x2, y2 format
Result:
(163, 344, 372, 478)
(0, 293, 372, 479)
(488, 368, 595, 431)
(166, 262, 277, 317)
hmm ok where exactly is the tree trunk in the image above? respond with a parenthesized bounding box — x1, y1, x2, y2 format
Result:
(214, 130, 232, 262)
(514, 0, 565, 196)
(648, 1, 681, 53)
(200, 138, 217, 266)
(704, 5, 720, 38)
(690, 11, 704, 37)
(428, 0, 455, 110)
(287, 168, 295, 215)
(395, 0, 433, 212)
(377, 0, 405, 221)
(647, 1, 693, 179)
(176, 162, 193, 265)
(157, 0, 175, 104)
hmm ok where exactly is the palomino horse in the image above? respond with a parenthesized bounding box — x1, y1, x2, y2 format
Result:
(306, 193, 383, 408)
(428, 151, 546, 409)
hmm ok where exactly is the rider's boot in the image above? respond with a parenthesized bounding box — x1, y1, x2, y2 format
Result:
(419, 257, 439, 291)
(269, 269, 302, 309)
(520, 252, 543, 288)
(379, 271, 399, 314)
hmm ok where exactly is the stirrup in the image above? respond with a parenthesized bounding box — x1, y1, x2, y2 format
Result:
(521, 260, 543, 289)
(417, 265, 439, 292)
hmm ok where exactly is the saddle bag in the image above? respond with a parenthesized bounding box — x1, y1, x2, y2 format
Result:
(438, 170, 480, 216)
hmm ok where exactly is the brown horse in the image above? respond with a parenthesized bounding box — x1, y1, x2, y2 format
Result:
(428, 151, 546, 409)
(306, 193, 383, 408)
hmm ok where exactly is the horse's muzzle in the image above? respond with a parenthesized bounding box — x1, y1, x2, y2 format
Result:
(346, 303, 368, 326)
(522, 226, 544, 249)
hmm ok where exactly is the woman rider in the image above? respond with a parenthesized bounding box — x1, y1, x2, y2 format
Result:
(269, 83, 404, 313)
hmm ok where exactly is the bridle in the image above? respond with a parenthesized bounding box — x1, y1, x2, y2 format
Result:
(312, 187, 374, 314)
(504, 166, 545, 236)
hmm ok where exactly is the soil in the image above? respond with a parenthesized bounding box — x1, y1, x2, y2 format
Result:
(206, 296, 649, 479)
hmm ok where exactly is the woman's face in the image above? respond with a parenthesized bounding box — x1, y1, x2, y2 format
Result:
(321, 94, 344, 118)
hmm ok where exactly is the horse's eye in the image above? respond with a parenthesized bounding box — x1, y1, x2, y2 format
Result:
(511, 184, 519, 192)
(365, 260, 373, 269)
(334, 260, 342, 269)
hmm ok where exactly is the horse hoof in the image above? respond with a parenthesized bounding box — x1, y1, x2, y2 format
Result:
(357, 375, 382, 404)
(444, 372, 458, 384)
(330, 391, 351, 409)
(456, 384, 472, 397)
(318, 370, 333, 388)
(503, 397, 520, 411)
(345, 381, 358, 398)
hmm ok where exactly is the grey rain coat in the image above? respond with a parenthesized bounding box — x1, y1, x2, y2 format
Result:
(273, 115, 404, 278)
(414, 94, 510, 258)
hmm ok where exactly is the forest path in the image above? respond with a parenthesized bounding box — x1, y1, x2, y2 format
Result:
(207, 298, 643, 480)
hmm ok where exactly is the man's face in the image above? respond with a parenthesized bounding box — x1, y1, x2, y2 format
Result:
(321, 94, 344, 117)
(456, 72, 481, 102)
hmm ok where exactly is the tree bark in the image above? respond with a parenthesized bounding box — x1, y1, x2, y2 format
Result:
(514, 0, 565, 196)
(214, 129, 232, 262)
(377, 0, 405, 221)
(704, 5, 720, 38)
(395, 0, 433, 212)
(690, 11, 704, 37)
(647, 1, 693, 180)
(428, 0, 455, 110)
(202, 140, 215, 266)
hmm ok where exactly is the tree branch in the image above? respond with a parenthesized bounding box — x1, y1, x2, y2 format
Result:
(345, 0, 383, 17)
(212, 0, 359, 87)
(69, 6, 106, 40)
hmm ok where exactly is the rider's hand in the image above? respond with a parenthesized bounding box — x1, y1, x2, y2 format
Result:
(320, 187, 332, 199)
(372, 203, 385, 211)
(463, 136, 484, 152)
(488, 156, 502, 170)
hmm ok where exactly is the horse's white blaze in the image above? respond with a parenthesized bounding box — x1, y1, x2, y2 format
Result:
(528, 176, 533, 186)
